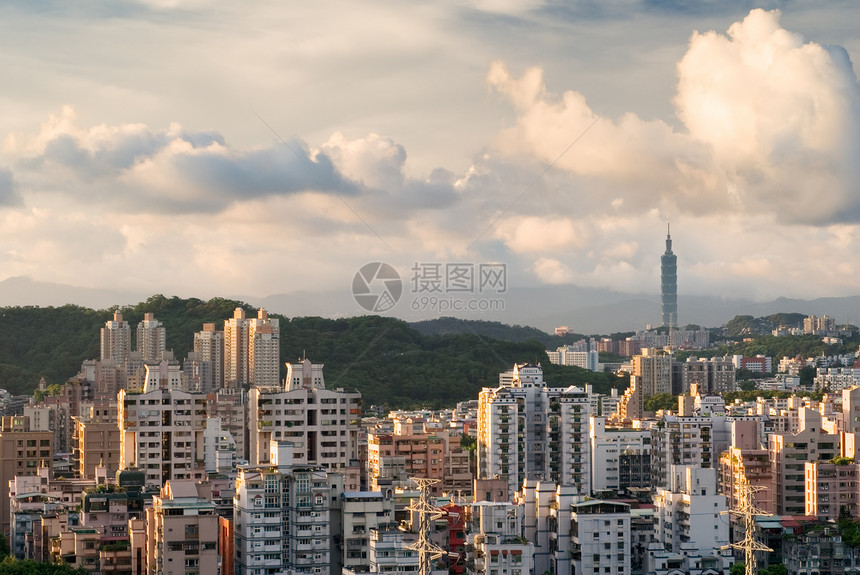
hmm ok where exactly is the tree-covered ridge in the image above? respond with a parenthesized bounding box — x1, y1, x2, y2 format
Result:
(0, 296, 627, 408)
(411, 317, 587, 346)
(720, 313, 808, 337)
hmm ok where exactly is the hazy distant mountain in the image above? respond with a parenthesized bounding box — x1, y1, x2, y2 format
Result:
(0, 276, 148, 310)
(2, 275, 860, 334)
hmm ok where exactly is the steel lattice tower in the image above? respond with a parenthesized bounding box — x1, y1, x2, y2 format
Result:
(406, 478, 448, 575)
(722, 478, 773, 575)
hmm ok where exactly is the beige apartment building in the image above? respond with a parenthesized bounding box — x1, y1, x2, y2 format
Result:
(118, 388, 209, 488)
(145, 480, 219, 575)
(72, 407, 121, 479)
(248, 359, 362, 487)
(225, 307, 279, 388)
(804, 460, 860, 521)
(768, 407, 840, 515)
(367, 417, 471, 496)
(0, 415, 53, 534)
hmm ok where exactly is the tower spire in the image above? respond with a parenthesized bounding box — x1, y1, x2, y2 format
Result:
(665, 223, 673, 253)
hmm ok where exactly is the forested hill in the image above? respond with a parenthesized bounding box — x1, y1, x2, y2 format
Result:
(0, 295, 626, 408)
(410, 317, 586, 347)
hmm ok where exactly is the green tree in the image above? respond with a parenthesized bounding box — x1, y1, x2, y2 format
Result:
(738, 380, 757, 392)
(760, 565, 787, 575)
(45, 383, 63, 396)
(0, 556, 87, 574)
(644, 393, 677, 412)
(460, 434, 476, 452)
(799, 365, 816, 386)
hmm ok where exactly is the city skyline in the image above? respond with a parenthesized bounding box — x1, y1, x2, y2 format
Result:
(0, 3, 859, 317)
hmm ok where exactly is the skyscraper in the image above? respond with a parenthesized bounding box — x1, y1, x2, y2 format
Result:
(661, 224, 677, 328)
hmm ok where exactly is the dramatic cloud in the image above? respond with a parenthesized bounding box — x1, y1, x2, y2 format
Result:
(677, 9, 860, 223)
(0, 4, 859, 319)
(7, 107, 364, 213)
(487, 9, 860, 225)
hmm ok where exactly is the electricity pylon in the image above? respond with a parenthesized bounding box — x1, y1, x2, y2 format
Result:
(406, 477, 448, 575)
(722, 478, 773, 575)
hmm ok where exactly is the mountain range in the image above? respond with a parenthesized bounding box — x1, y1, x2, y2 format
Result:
(1, 275, 858, 334)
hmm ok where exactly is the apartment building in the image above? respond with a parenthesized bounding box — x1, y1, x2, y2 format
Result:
(193, 323, 224, 392)
(589, 416, 651, 494)
(248, 359, 361, 485)
(224, 307, 279, 388)
(234, 444, 345, 575)
(478, 364, 591, 498)
(717, 420, 772, 514)
(367, 417, 471, 496)
(804, 460, 860, 521)
(118, 388, 209, 488)
(674, 356, 736, 395)
(569, 500, 631, 575)
(769, 407, 840, 515)
(71, 407, 121, 480)
(469, 501, 534, 575)
(145, 480, 219, 575)
(101, 311, 131, 365)
(136, 313, 166, 362)
(342, 491, 396, 572)
(653, 466, 728, 556)
(617, 349, 673, 420)
(0, 415, 53, 534)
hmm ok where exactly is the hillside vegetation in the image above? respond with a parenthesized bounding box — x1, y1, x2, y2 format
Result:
(0, 296, 626, 408)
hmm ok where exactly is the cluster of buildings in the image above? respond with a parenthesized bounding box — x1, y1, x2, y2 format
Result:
(7, 225, 860, 575)
(471, 355, 860, 575)
(772, 315, 849, 338)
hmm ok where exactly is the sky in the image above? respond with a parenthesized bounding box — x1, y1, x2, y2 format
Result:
(1, 0, 859, 315)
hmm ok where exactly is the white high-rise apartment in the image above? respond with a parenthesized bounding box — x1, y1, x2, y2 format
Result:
(570, 500, 631, 575)
(342, 491, 395, 572)
(136, 312, 166, 361)
(469, 500, 535, 575)
(478, 364, 591, 498)
(249, 309, 280, 388)
(234, 443, 345, 575)
(224, 308, 249, 387)
(100, 311, 131, 365)
(653, 465, 729, 556)
(225, 307, 279, 387)
(193, 323, 224, 391)
(547, 346, 600, 372)
(118, 387, 208, 488)
(589, 416, 651, 494)
(248, 359, 362, 483)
